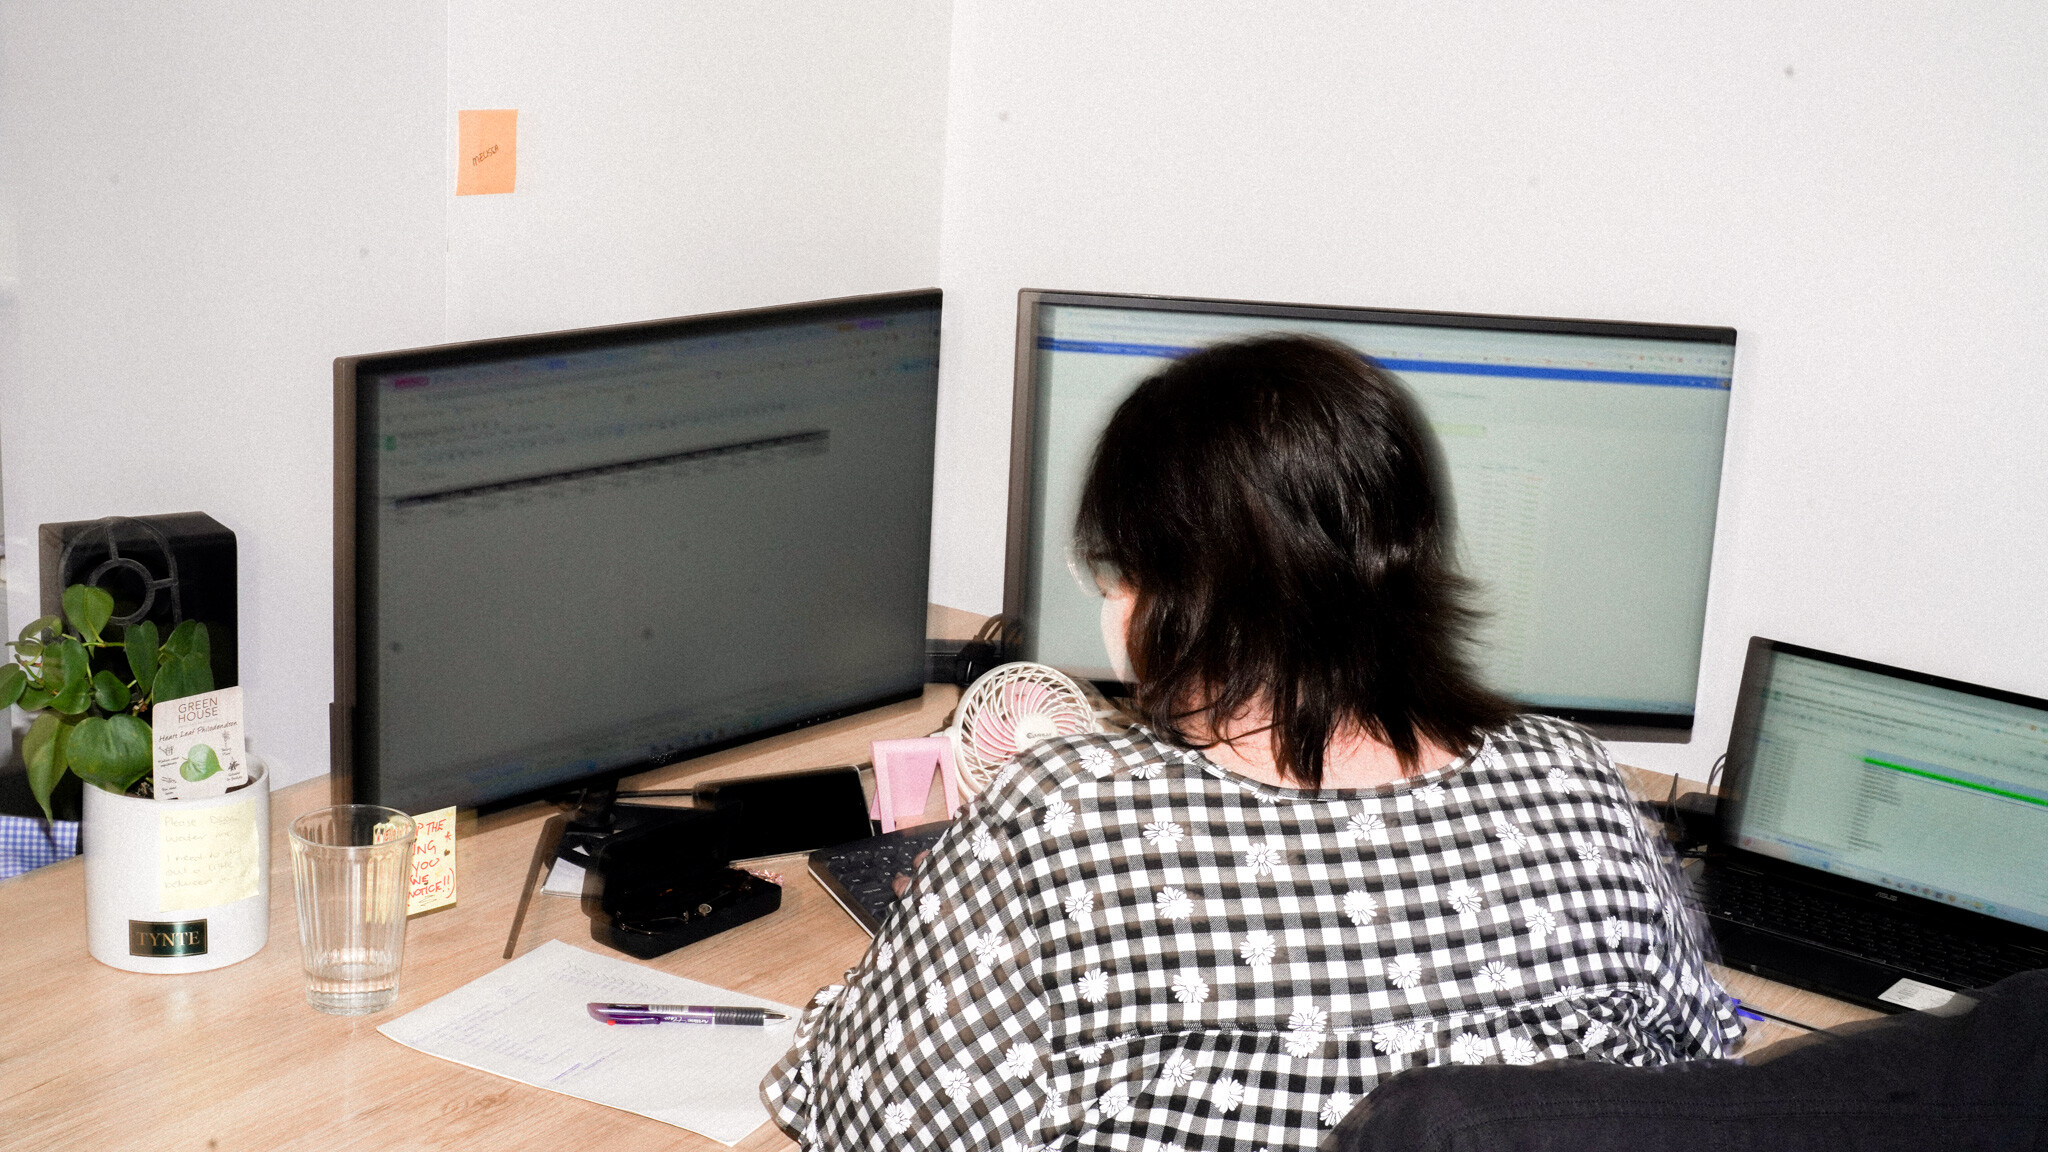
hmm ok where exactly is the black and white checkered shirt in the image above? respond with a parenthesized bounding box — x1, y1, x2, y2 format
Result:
(765, 715, 1743, 1151)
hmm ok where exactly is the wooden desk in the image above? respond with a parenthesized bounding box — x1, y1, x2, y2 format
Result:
(0, 685, 959, 1152)
(0, 711, 1880, 1150)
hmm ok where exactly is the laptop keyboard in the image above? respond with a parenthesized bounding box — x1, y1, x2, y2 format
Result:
(1700, 866, 2043, 990)
(809, 823, 952, 934)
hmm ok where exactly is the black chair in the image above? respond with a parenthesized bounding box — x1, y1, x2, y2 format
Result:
(1333, 970, 2048, 1152)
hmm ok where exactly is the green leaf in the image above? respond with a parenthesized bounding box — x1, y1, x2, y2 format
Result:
(23, 712, 72, 821)
(151, 652, 213, 706)
(179, 743, 223, 782)
(17, 614, 60, 646)
(11, 639, 42, 658)
(17, 685, 54, 712)
(63, 585, 115, 645)
(154, 623, 215, 702)
(63, 717, 112, 783)
(92, 669, 131, 713)
(50, 638, 94, 714)
(48, 639, 94, 715)
(124, 620, 159, 696)
(67, 714, 152, 794)
(0, 665, 24, 710)
(39, 636, 72, 683)
(161, 620, 210, 667)
(104, 715, 155, 791)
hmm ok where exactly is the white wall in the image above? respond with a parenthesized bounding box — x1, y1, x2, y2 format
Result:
(443, 0, 951, 342)
(0, 0, 448, 788)
(0, 0, 952, 790)
(928, 2, 2048, 781)
(10, 2, 2044, 790)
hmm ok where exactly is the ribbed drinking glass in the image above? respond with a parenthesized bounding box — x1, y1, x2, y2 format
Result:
(288, 805, 415, 1015)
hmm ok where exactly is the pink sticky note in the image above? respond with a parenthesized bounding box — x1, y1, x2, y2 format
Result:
(870, 738, 961, 832)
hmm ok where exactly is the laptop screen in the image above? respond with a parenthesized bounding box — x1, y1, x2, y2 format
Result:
(1726, 641, 2048, 933)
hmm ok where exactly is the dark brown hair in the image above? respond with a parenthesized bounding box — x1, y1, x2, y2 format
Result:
(1073, 334, 1515, 790)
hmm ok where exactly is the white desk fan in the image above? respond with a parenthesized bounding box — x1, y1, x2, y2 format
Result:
(945, 662, 1103, 798)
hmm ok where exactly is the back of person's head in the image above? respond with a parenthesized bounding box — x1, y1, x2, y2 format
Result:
(1073, 333, 1514, 790)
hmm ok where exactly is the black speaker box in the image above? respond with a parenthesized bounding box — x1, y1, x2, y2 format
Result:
(37, 513, 238, 690)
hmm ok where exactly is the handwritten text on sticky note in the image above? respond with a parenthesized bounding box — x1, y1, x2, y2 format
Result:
(457, 109, 517, 195)
(408, 806, 458, 915)
(159, 796, 260, 911)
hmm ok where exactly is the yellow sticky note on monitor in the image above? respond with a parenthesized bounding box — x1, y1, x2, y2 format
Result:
(407, 806, 458, 916)
(457, 109, 517, 195)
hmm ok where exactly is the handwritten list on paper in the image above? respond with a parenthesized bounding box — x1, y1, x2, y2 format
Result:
(158, 796, 261, 912)
(378, 940, 798, 1145)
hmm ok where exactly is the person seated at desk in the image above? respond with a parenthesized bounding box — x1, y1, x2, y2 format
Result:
(762, 335, 1744, 1150)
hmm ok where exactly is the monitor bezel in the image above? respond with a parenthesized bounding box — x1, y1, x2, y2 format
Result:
(1717, 634, 2048, 948)
(333, 288, 942, 814)
(1005, 288, 1737, 742)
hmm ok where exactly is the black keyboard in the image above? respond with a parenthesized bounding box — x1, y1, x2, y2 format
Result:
(1700, 864, 2044, 991)
(809, 823, 952, 935)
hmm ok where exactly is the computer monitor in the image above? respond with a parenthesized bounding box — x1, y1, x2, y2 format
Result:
(334, 290, 942, 814)
(1005, 290, 1736, 741)
(1720, 637, 2048, 935)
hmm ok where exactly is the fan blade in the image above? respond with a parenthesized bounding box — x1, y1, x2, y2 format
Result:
(971, 711, 1019, 759)
(1005, 682, 1054, 715)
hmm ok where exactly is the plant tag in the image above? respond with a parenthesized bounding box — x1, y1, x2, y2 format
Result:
(407, 806, 458, 916)
(152, 686, 247, 801)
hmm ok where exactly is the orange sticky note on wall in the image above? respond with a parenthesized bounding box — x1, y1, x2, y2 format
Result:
(457, 109, 517, 195)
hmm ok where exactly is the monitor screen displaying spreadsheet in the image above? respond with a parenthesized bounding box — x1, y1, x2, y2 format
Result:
(1723, 639, 2048, 933)
(336, 291, 941, 813)
(1005, 291, 1736, 738)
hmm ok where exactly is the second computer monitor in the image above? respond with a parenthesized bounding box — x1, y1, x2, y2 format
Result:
(1006, 290, 1736, 741)
(337, 290, 942, 814)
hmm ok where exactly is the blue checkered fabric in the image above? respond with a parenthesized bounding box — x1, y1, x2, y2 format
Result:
(764, 717, 1743, 1151)
(0, 815, 80, 879)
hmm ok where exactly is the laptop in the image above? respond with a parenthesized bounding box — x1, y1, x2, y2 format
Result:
(1701, 637, 2048, 1013)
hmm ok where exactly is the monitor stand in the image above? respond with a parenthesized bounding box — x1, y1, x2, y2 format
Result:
(500, 781, 700, 960)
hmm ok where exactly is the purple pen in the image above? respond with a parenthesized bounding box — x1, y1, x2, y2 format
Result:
(588, 1002, 789, 1026)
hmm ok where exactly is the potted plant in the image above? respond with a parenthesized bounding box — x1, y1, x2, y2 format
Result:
(4, 584, 269, 972)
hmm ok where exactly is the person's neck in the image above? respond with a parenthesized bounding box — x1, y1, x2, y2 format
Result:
(1191, 707, 1456, 792)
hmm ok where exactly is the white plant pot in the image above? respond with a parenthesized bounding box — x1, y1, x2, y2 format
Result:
(84, 758, 270, 973)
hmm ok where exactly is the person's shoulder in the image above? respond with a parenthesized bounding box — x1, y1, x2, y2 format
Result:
(1011, 727, 1173, 782)
(1475, 713, 1621, 789)
(979, 727, 1180, 806)
(1485, 713, 1605, 760)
